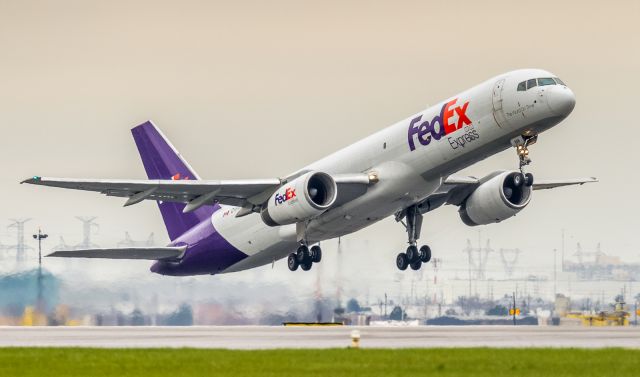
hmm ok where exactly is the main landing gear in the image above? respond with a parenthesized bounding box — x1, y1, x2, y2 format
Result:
(395, 205, 432, 271)
(287, 244, 322, 272)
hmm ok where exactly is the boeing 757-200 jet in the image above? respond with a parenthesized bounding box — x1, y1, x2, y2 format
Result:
(23, 69, 596, 276)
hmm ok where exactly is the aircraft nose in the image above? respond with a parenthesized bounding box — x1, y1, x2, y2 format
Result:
(547, 86, 576, 116)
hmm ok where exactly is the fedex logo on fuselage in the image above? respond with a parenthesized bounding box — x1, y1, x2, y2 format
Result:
(274, 187, 296, 206)
(408, 98, 472, 151)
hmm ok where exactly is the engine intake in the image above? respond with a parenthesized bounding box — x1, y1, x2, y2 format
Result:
(261, 171, 337, 226)
(459, 171, 532, 226)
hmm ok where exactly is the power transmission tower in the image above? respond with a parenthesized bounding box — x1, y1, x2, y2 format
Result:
(53, 236, 71, 251)
(117, 232, 155, 247)
(7, 218, 32, 264)
(74, 217, 99, 249)
(499, 248, 522, 277)
(463, 239, 493, 280)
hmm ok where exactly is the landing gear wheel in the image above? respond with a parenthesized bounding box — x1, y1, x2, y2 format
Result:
(296, 245, 310, 264)
(524, 173, 534, 187)
(396, 253, 409, 271)
(512, 173, 524, 187)
(287, 253, 299, 271)
(310, 245, 322, 263)
(301, 260, 313, 271)
(419, 245, 431, 263)
(410, 260, 422, 270)
(406, 245, 419, 263)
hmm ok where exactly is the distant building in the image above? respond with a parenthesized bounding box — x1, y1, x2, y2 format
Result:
(0, 269, 60, 317)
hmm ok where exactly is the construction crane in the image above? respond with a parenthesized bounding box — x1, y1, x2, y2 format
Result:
(574, 242, 605, 265)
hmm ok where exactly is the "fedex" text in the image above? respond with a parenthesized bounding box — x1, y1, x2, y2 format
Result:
(408, 98, 472, 151)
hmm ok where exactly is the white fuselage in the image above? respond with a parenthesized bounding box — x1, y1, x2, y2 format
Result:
(215, 69, 575, 272)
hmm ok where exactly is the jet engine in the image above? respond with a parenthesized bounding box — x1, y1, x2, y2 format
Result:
(261, 171, 337, 226)
(459, 171, 532, 226)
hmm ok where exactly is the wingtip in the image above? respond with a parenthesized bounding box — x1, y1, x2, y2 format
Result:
(21, 176, 42, 185)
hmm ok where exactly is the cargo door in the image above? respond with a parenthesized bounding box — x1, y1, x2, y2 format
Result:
(492, 78, 507, 128)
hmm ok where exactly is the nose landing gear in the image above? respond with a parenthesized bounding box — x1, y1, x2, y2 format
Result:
(394, 205, 432, 271)
(287, 243, 322, 271)
(511, 134, 538, 173)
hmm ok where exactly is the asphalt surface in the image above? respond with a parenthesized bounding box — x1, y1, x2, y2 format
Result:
(1, 326, 639, 349)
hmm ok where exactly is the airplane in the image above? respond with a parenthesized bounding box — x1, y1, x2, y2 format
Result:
(22, 68, 597, 276)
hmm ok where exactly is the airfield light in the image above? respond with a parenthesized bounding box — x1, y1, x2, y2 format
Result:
(350, 330, 361, 349)
(32, 228, 48, 315)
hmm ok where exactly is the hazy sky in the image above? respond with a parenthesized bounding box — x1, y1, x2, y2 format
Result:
(1, 0, 639, 299)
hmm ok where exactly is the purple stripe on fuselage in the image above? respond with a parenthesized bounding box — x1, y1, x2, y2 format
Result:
(150, 213, 248, 276)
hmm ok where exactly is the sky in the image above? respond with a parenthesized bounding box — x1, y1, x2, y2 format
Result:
(0, 0, 639, 306)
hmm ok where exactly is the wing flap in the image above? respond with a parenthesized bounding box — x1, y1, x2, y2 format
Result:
(47, 246, 187, 260)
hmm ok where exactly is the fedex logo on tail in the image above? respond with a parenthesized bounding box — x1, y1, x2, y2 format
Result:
(274, 187, 296, 206)
(408, 98, 473, 151)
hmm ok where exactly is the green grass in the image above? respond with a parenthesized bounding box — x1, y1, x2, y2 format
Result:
(1, 348, 639, 377)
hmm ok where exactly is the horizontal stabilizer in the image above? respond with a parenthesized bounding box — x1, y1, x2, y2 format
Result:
(47, 246, 186, 261)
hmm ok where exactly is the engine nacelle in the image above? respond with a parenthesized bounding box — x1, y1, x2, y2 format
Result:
(261, 171, 337, 226)
(459, 171, 532, 226)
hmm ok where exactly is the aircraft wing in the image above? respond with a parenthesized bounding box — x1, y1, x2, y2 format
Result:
(443, 175, 598, 190)
(529, 177, 599, 190)
(47, 246, 186, 260)
(407, 174, 599, 216)
(21, 173, 373, 213)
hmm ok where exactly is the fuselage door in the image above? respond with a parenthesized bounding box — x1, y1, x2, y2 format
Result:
(492, 78, 507, 128)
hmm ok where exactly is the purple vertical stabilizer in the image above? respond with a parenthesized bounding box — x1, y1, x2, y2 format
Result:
(131, 121, 215, 241)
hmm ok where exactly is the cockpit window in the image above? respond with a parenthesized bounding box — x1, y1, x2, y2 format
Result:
(538, 77, 556, 86)
(519, 77, 567, 92)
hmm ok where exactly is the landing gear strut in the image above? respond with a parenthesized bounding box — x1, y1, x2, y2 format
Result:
(287, 243, 322, 272)
(510, 134, 537, 187)
(395, 205, 432, 271)
(511, 134, 538, 174)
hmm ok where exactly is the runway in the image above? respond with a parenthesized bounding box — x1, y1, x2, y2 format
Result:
(1, 326, 639, 349)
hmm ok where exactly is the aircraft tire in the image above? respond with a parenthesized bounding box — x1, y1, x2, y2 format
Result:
(410, 260, 422, 270)
(512, 173, 524, 187)
(296, 245, 310, 263)
(287, 253, 299, 271)
(406, 245, 419, 263)
(396, 253, 409, 270)
(419, 245, 431, 263)
(301, 260, 313, 271)
(524, 173, 534, 187)
(310, 245, 322, 263)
